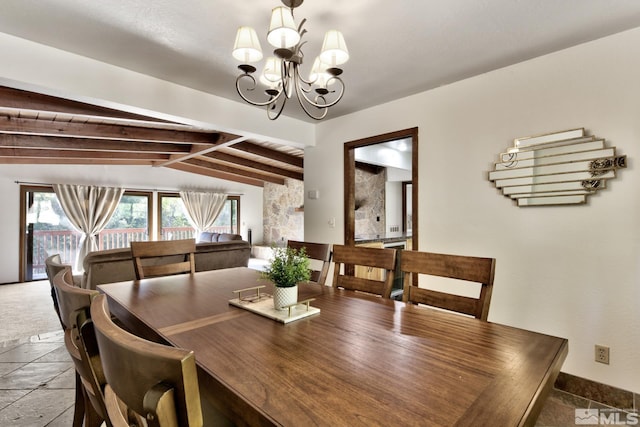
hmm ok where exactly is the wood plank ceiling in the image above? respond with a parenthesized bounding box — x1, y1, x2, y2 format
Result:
(0, 86, 303, 187)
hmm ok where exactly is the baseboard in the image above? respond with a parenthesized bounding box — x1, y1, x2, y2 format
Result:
(555, 371, 637, 410)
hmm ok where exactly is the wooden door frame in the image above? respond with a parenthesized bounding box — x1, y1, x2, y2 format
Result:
(343, 127, 418, 249)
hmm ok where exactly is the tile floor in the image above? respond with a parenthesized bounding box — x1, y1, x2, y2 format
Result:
(0, 279, 631, 426)
(0, 331, 75, 426)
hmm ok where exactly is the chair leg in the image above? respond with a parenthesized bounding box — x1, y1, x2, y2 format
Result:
(83, 391, 105, 427)
(72, 372, 85, 427)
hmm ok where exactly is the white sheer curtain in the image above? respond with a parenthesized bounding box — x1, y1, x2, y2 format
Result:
(53, 184, 124, 272)
(179, 191, 228, 236)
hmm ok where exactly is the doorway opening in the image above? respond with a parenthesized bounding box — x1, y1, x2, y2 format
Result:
(343, 127, 418, 249)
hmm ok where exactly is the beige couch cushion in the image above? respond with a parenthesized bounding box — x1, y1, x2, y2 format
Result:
(82, 240, 250, 289)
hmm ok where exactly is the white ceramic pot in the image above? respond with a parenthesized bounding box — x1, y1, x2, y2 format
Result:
(273, 285, 298, 310)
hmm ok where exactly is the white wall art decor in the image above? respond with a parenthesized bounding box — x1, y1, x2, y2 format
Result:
(489, 128, 627, 206)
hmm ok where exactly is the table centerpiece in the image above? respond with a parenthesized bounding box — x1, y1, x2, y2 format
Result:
(262, 245, 311, 310)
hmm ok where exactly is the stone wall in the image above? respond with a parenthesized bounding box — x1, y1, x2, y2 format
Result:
(355, 167, 386, 237)
(262, 178, 304, 245)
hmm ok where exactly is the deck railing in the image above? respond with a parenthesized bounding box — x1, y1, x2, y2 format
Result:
(31, 226, 230, 278)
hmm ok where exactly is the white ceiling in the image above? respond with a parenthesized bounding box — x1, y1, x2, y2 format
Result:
(2, 0, 640, 122)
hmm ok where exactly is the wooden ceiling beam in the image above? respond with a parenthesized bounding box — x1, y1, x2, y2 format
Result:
(0, 85, 302, 186)
(0, 158, 148, 166)
(231, 141, 304, 168)
(0, 147, 169, 160)
(165, 163, 265, 187)
(182, 158, 285, 185)
(0, 115, 225, 144)
(0, 134, 192, 153)
(203, 151, 303, 181)
(157, 136, 249, 167)
(0, 86, 172, 123)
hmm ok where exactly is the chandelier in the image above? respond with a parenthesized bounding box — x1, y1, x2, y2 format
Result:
(232, 0, 349, 120)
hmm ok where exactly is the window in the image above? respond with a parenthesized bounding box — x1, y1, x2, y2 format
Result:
(214, 196, 240, 234)
(20, 186, 151, 281)
(158, 193, 240, 240)
(101, 192, 151, 248)
(158, 193, 196, 240)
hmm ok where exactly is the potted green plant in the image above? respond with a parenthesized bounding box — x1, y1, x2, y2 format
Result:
(262, 246, 311, 310)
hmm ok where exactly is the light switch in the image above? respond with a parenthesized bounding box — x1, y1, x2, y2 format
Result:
(308, 190, 320, 199)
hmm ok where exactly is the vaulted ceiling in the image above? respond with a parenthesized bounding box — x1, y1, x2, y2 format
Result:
(0, 86, 303, 187)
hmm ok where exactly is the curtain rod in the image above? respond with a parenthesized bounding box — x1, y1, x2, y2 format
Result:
(14, 181, 244, 196)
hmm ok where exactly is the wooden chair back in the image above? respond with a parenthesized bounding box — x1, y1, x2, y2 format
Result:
(331, 244, 397, 298)
(45, 253, 70, 327)
(287, 240, 332, 285)
(130, 239, 196, 280)
(91, 294, 203, 427)
(53, 268, 109, 427)
(400, 251, 496, 320)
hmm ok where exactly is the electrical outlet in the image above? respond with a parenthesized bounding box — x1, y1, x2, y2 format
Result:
(595, 345, 610, 364)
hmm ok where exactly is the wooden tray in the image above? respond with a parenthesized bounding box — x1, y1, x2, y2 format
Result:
(229, 286, 320, 324)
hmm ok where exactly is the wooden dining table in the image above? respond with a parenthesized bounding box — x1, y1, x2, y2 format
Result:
(98, 267, 568, 427)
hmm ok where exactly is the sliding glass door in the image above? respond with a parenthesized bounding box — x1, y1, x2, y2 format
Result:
(19, 186, 151, 282)
(21, 187, 78, 281)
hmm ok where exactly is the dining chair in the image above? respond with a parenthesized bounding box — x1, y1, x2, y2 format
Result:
(91, 294, 203, 427)
(130, 238, 196, 280)
(400, 250, 496, 321)
(287, 240, 332, 286)
(331, 244, 397, 298)
(53, 269, 110, 427)
(45, 254, 68, 328)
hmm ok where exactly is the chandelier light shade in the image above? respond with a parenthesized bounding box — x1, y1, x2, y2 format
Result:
(232, 27, 263, 63)
(320, 30, 349, 67)
(267, 6, 300, 49)
(232, 0, 348, 120)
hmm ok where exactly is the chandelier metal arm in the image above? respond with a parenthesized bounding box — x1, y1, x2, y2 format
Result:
(294, 90, 328, 120)
(291, 70, 327, 120)
(235, 72, 285, 107)
(281, 60, 294, 99)
(267, 93, 288, 120)
(292, 65, 345, 109)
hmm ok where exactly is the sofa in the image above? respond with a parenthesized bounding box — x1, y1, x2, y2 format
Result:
(81, 233, 251, 289)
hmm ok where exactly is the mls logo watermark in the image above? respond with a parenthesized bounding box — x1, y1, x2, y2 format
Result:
(575, 408, 639, 425)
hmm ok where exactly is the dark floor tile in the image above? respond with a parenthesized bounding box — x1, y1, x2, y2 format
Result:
(44, 367, 75, 390)
(0, 388, 74, 427)
(549, 389, 590, 409)
(46, 405, 75, 426)
(536, 392, 586, 427)
(0, 343, 63, 363)
(0, 362, 25, 377)
(587, 403, 639, 426)
(35, 345, 70, 363)
(0, 338, 30, 351)
(0, 389, 29, 411)
(0, 362, 71, 390)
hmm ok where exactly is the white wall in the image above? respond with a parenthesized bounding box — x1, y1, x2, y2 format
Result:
(307, 28, 640, 393)
(2, 24, 639, 394)
(0, 165, 264, 284)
